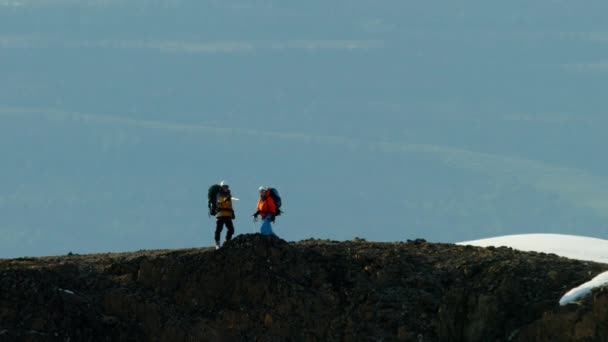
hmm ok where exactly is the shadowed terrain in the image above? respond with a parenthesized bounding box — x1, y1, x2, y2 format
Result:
(1, 234, 607, 341)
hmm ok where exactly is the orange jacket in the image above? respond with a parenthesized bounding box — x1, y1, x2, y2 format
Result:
(215, 192, 234, 218)
(256, 195, 276, 218)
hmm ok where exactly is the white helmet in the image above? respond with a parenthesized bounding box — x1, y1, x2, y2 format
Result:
(258, 186, 267, 192)
(220, 180, 229, 188)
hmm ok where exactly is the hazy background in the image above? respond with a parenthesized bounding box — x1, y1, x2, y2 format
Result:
(2, 0, 608, 258)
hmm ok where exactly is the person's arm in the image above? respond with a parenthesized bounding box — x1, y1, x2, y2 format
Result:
(253, 199, 262, 218)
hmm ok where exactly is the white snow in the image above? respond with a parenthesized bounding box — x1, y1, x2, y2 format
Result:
(457, 233, 608, 305)
(458, 233, 608, 263)
(559, 272, 608, 305)
(58, 288, 75, 295)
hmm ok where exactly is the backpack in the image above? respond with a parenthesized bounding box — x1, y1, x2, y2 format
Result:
(207, 184, 222, 215)
(267, 187, 282, 216)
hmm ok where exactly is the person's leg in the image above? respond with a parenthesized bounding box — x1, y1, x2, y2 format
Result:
(225, 219, 235, 241)
(259, 217, 275, 236)
(215, 219, 224, 246)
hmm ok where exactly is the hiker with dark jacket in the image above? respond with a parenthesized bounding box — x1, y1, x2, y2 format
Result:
(253, 186, 277, 236)
(213, 181, 235, 249)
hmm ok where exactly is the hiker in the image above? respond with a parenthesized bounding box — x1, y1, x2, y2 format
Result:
(253, 186, 277, 236)
(211, 181, 235, 249)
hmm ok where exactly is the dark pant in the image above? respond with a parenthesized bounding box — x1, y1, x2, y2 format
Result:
(215, 217, 234, 244)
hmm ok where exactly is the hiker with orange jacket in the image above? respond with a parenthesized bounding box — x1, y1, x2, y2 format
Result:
(253, 186, 277, 236)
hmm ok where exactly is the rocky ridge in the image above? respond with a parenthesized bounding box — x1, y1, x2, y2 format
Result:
(1, 234, 607, 341)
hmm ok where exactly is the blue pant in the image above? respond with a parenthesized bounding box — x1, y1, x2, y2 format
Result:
(259, 217, 276, 236)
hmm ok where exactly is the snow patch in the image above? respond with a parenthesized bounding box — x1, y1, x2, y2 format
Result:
(457, 233, 608, 305)
(58, 288, 75, 295)
(458, 233, 608, 263)
(559, 271, 608, 305)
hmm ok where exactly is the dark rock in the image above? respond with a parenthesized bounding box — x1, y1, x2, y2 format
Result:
(0, 234, 606, 341)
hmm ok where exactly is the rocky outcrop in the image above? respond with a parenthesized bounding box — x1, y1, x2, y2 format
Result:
(0, 234, 606, 341)
(515, 287, 608, 341)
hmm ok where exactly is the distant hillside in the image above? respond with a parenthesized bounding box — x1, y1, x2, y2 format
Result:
(1, 234, 607, 341)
